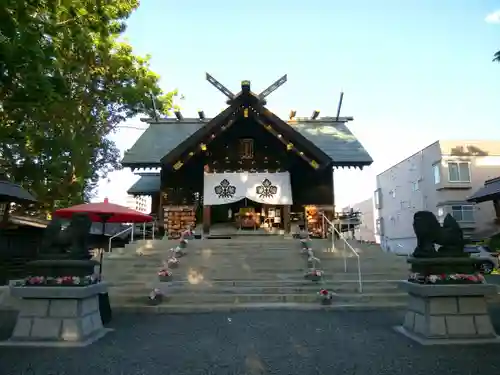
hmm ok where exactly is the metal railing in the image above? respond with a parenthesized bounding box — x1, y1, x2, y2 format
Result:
(98, 226, 134, 281)
(320, 212, 362, 293)
(108, 226, 133, 254)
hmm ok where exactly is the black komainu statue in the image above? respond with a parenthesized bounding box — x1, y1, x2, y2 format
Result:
(412, 211, 467, 258)
(409, 210, 476, 275)
(39, 213, 92, 260)
(412, 211, 441, 258)
(437, 214, 468, 257)
(30, 212, 96, 278)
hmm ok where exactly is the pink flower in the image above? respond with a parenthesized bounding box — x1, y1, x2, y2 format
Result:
(158, 269, 172, 277)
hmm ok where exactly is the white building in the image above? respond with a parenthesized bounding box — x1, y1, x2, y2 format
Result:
(343, 198, 376, 242)
(375, 140, 500, 254)
(125, 194, 150, 214)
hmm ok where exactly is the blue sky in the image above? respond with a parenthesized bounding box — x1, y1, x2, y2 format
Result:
(96, 0, 500, 208)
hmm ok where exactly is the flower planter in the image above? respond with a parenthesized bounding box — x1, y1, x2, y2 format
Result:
(408, 272, 485, 285)
(174, 249, 186, 258)
(148, 289, 163, 306)
(320, 298, 332, 305)
(304, 273, 322, 282)
(395, 281, 500, 345)
(167, 260, 179, 268)
(179, 241, 187, 249)
(158, 275, 172, 282)
(8, 282, 110, 345)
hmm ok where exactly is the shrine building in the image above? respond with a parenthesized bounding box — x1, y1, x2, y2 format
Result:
(122, 74, 373, 237)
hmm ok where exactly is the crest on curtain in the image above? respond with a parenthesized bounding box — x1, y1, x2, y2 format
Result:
(256, 179, 277, 198)
(214, 179, 236, 198)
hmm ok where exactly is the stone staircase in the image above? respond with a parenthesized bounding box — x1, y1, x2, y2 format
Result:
(100, 236, 411, 312)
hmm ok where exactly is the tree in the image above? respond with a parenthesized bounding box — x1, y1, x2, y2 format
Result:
(494, 51, 500, 62)
(0, 0, 177, 214)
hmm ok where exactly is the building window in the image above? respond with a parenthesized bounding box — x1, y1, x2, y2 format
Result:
(433, 163, 440, 184)
(389, 189, 396, 198)
(374, 189, 382, 209)
(451, 205, 474, 222)
(411, 181, 419, 192)
(375, 218, 383, 235)
(448, 161, 471, 182)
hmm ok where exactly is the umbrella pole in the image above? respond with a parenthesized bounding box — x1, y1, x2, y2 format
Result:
(99, 221, 105, 281)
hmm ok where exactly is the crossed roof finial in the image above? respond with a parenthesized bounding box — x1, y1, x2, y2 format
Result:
(205, 73, 287, 105)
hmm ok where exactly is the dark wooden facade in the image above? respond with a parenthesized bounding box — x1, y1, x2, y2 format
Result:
(0, 216, 47, 285)
(123, 77, 374, 236)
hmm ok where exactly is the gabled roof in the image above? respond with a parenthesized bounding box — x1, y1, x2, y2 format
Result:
(121, 113, 373, 169)
(127, 173, 161, 195)
(289, 118, 373, 166)
(121, 121, 205, 168)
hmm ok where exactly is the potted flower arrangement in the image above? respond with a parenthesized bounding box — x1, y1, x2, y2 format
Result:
(301, 247, 312, 255)
(179, 237, 188, 249)
(304, 269, 323, 282)
(23, 274, 99, 287)
(171, 246, 186, 258)
(167, 256, 179, 268)
(182, 229, 195, 240)
(318, 289, 333, 305)
(158, 268, 173, 282)
(409, 272, 486, 285)
(300, 238, 311, 249)
(148, 288, 163, 306)
(307, 255, 320, 269)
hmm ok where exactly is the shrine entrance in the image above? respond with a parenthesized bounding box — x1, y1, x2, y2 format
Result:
(210, 198, 263, 226)
(203, 172, 291, 233)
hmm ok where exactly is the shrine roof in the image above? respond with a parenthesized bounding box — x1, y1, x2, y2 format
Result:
(126, 173, 161, 195)
(121, 120, 205, 168)
(121, 116, 372, 169)
(288, 117, 373, 166)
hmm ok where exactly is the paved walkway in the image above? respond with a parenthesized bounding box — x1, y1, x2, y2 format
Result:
(1, 308, 500, 374)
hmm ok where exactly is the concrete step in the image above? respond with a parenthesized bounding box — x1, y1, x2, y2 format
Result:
(102, 271, 407, 284)
(102, 270, 407, 283)
(102, 253, 409, 268)
(100, 237, 410, 311)
(110, 301, 409, 313)
(108, 282, 399, 295)
(109, 291, 409, 305)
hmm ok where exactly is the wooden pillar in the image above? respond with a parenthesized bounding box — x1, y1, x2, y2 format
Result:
(494, 200, 500, 221)
(332, 167, 338, 239)
(203, 206, 211, 234)
(283, 205, 291, 234)
(202, 164, 211, 234)
(158, 192, 165, 237)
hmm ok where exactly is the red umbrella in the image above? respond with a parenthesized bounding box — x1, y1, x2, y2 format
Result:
(53, 198, 153, 282)
(53, 198, 152, 223)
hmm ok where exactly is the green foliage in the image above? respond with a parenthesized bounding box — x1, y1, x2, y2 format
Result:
(0, 0, 176, 214)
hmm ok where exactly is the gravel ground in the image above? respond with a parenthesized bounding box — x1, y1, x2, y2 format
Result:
(1, 308, 500, 375)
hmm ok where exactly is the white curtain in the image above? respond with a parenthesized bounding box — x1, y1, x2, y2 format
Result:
(203, 172, 293, 206)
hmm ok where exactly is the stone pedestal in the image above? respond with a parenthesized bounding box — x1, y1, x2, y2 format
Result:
(394, 281, 500, 345)
(0, 282, 111, 347)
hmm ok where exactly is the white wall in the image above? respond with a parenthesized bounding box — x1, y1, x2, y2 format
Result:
(345, 197, 376, 242)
